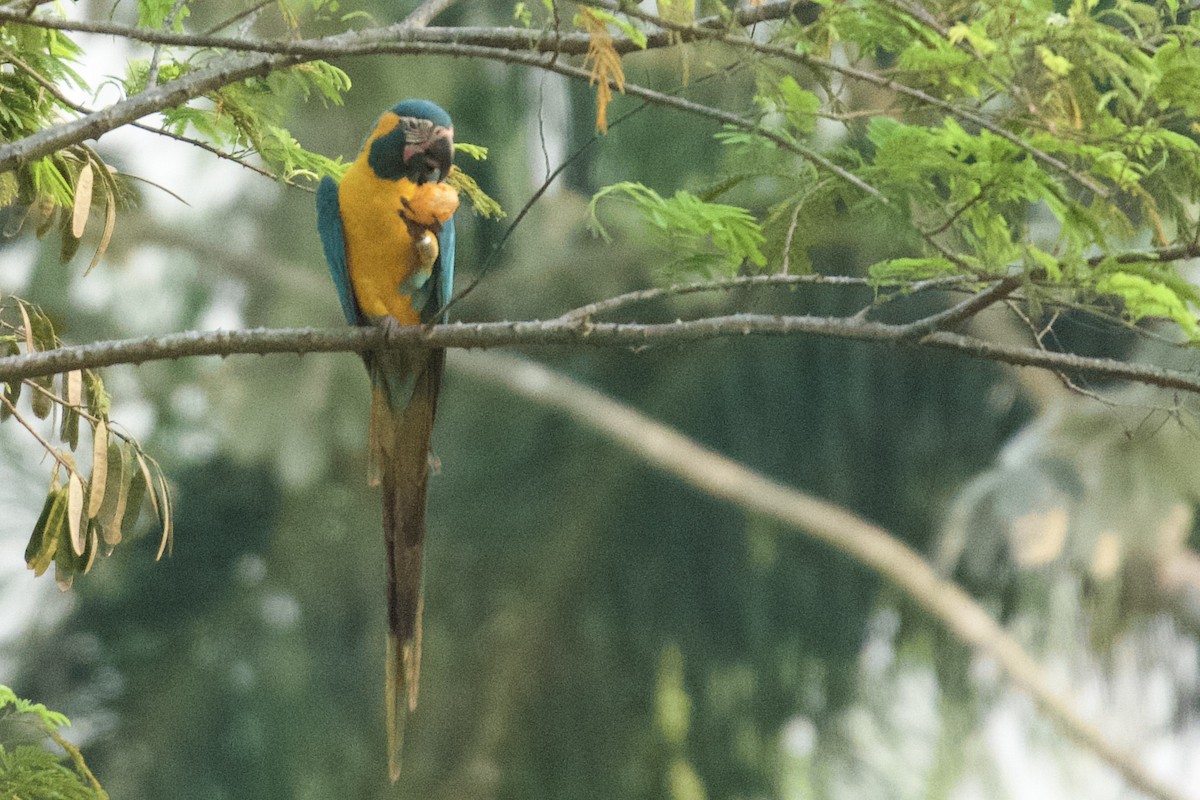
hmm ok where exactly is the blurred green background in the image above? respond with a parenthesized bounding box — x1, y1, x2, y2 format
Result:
(4, 3, 1200, 799)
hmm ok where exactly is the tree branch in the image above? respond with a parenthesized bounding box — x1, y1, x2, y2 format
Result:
(454, 351, 1187, 800)
(0, 40, 887, 207)
(0, 1, 887, 204)
(555, 273, 887, 322)
(0, 0, 458, 173)
(890, 275, 1022, 338)
(1, 315, 1198, 397)
(2, 40, 285, 182)
(0, 1, 799, 56)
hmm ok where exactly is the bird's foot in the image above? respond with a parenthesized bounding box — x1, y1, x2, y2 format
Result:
(374, 315, 412, 339)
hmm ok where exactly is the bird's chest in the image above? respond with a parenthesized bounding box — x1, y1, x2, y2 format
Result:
(339, 171, 429, 322)
(341, 174, 421, 279)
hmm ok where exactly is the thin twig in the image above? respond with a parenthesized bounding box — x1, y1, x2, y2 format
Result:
(46, 728, 108, 800)
(2, 47, 86, 112)
(0, 393, 77, 477)
(129, 121, 294, 184)
(146, 0, 189, 89)
(892, 275, 1023, 338)
(780, 201, 804, 275)
(923, 180, 995, 238)
(439, 85, 653, 318)
(557, 273, 883, 322)
(441, 61, 755, 318)
(878, 0, 950, 38)
(201, 0, 273, 36)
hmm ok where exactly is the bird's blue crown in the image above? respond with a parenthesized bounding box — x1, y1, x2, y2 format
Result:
(391, 99, 452, 128)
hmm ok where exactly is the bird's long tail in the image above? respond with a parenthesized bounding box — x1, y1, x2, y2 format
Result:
(368, 346, 445, 782)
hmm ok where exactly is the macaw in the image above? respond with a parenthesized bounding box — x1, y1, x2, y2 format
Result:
(315, 98, 459, 781)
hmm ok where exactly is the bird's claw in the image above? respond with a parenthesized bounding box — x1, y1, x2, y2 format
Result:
(375, 315, 409, 339)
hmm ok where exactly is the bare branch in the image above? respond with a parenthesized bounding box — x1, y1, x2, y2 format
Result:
(558, 273, 885, 322)
(891, 275, 1022, 338)
(0, 1, 799, 56)
(402, 0, 459, 31)
(0, 314, 1198, 397)
(455, 351, 1188, 800)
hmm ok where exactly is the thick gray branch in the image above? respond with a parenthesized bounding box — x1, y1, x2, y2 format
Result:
(1, 317, 1198, 397)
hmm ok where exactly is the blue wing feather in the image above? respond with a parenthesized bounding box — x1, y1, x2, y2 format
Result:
(316, 175, 365, 327)
(437, 216, 455, 323)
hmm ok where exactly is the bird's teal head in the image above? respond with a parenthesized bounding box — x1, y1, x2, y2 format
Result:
(365, 99, 454, 184)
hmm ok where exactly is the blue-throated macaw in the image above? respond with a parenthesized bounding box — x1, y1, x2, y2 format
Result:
(315, 98, 459, 781)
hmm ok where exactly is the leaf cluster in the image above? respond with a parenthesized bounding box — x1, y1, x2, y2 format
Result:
(588, 181, 767, 278)
(0, 686, 106, 800)
(1, 297, 171, 590)
(125, 57, 352, 183)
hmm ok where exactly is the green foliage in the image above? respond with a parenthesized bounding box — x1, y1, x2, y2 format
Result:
(137, 0, 189, 30)
(0, 686, 106, 800)
(588, 182, 767, 278)
(448, 144, 506, 219)
(758, 76, 821, 137)
(511, 0, 559, 29)
(572, 0, 1200, 336)
(448, 167, 505, 220)
(454, 142, 489, 161)
(0, 747, 100, 800)
(0, 24, 85, 144)
(656, 646, 706, 800)
(0, 686, 70, 731)
(125, 59, 352, 183)
(750, 0, 1200, 337)
(1096, 269, 1200, 336)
